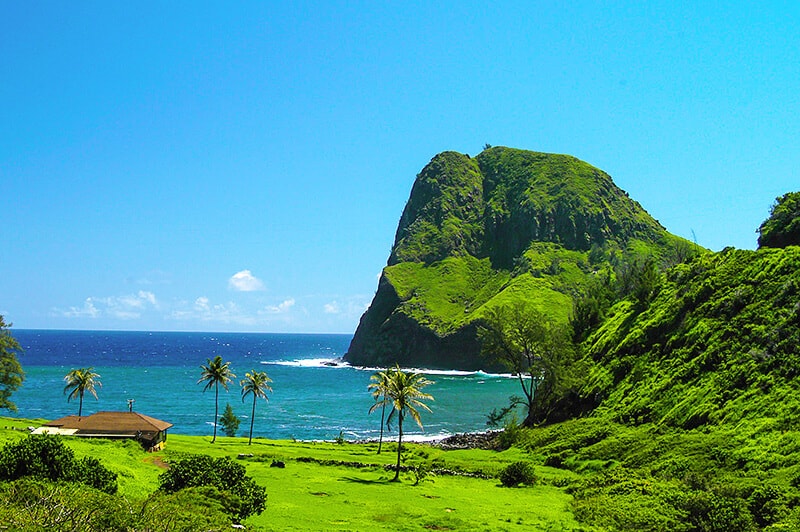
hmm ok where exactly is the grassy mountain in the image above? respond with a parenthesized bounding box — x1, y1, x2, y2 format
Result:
(345, 147, 691, 369)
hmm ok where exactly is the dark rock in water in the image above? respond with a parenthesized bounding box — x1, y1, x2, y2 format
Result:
(270, 460, 285, 468)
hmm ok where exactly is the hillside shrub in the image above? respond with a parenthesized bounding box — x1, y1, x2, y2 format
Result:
(0, 478, 234, 531)
(0, 434, 117, 494)
(500, 461, 536, 487)
(159, 453, 267, 521)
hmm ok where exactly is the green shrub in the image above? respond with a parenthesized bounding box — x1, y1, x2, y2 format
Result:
(0, 434, 117, 494)
(219, 403, 240, 437)
(159, 453, 267, 521)
(500, 461, 536, 487)
(0, 478, 234, 531)
(748, 483, 790, 527)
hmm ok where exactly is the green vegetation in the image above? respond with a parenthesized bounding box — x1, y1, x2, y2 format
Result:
(63, 367, 102, 417)
(500, 461, 537, 487)
(198, 355, 236, 443)
(350, 146, 800, 529)
(0, 434, 117, 494)
(370, 366, 434, 481)
(158, 453, 267, 521)
(368, 368, 392, 453)
(220, 403, 241, 437)
(0, 421, 581, 530)
(758, 191, 800, 248)
(0, 316, 24, 412)
(240, 369, 273, 445)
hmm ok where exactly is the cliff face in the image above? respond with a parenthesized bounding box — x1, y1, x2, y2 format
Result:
(345, 147, 684, 370)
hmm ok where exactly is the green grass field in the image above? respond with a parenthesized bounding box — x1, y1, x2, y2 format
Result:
(0, 417, 583, 531)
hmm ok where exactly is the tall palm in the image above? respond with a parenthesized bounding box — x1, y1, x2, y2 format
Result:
(382, 366, 434, 482)
(368, 368, 393, 454)
(240, 369, 273, 445)
(63, 367, 101, 417)
(198, 356, 236, 443)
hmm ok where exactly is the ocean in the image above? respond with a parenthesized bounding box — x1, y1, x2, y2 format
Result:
(7, 330, 521, 441)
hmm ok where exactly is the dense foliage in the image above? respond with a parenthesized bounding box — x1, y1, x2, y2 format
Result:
(0, 316, 24, 412)
(478, 302, 577, 425)
(0, 478, 235, 531)
(0, 434, 117, 494)
(220, 403, 240, 437)
(758, 191, 800, 248)
(500, 461, 537, 487)
(508, 243, 800, 530)
(159, 453, 267, 521)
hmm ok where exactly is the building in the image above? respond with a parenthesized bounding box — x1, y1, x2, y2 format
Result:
(34, 411, 173, 451)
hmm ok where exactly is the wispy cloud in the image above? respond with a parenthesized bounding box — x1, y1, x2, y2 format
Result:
(58, 291, 158, 320)
(170, 297, 249, 324)
(228, 270, 265, 292)
(261, 298, 295, 314)
(323, 296, 370, 318)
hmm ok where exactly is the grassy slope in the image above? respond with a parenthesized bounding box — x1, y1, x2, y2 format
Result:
(513, 245, 800, 530)
(0, 419, 582, 531)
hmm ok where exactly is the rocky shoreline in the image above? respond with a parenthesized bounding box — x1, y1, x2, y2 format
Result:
(434, 430, 502, 450)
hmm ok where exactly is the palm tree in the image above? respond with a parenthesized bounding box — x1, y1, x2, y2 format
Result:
(381, 366, 434, 482)
(198, 356, 236, 443)
(63, 367, 101, 417)
(368, 368, 392, 454)
(240, 369, 273, 445)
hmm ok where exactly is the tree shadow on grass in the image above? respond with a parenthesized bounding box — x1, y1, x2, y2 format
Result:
(339, 476, 390, 485)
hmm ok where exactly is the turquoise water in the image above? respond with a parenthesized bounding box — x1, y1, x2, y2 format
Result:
(9, 330, 520, 441)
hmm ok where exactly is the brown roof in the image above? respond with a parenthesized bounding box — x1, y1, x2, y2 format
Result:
(46, 411, 172, 435)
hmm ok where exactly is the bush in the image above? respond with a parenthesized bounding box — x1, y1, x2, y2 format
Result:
(219, 403, 240, 437)
(0, 478, 234, 531)
(159, 454, 267, 521)
(0, 434, 117, 494)
(500, 461, 536, 487)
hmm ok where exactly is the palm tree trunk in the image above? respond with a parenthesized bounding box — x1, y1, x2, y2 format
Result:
(249, 395, 256, 445)
(392, 413, 404, 482)
(377, 399, 386, 454)
(78, 391, 84, 417)
(212, 384, 219, 443)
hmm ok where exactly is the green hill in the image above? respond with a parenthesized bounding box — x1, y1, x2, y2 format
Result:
(345, 146, 692, 370)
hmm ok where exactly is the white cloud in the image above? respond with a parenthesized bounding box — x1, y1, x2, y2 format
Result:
(61, 298, 101, 318)
(262, 298, 295, 314)
(228, 270, 265, 292)
(323, 301, 340, 314)
(58, 291, 158, 320)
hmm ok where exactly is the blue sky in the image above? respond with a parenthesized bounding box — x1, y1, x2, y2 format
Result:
(2, 2, 798, 333)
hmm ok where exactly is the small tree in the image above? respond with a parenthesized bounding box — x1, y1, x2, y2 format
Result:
(198, 356, 236, 443)
(758, 191, 800, 248)
(219, 404, 240, 438)
(0, 316, 24, 412)
(368, 368, 392, 454)
(240, 369, 272, 445)
(63, 368, 101, 417)
(478, 302, 573, 426)
(371, 366, 434, 482)
(159, 454, 267, 522)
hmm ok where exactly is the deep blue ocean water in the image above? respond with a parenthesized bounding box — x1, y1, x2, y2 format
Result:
(8, 330, 520, 441)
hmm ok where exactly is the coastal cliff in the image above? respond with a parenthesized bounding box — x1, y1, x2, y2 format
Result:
(345, 147, 688, 370)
